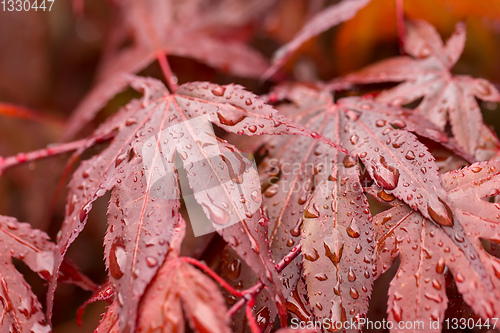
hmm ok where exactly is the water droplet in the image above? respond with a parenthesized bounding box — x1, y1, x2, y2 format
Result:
(202, 202, 230, 225)
(350, 287, 359, 299)
(304, 204, 320, 218)
(324, 242, 343, 267)
(425, 292, 442, 303)
(355, 244, 362, 254)
(251, 190, 261, 202)
(334, 281, 341, 296)
(264, 184, 278, 197)
(245, 98, 253, 106)
(372, 156, 400, 190)
(226, 259, 241, 280)
(405, 151, 415, 160)
(427, 198, 453, 227)
(377, 190, 395, 202)
(125, 117, 137, 126)
(248, 125, 258, 133)
(290, 219, 303, 237)
(298, 193, 309, 205)
(375, 119, 386, 127)
(350, 135, 359, 145)
(109, 238, 126, 279)
(431, 279, 441, 290)
(343, 155, 356, 168)
(454, 233, 464, 243)
(311, 132, 320, 139)
(392, 304, 403, 322)
(348, 268, 357, 281)
(255, 306, 270, 331)
(346, 218, 360, 238)
(391, 119, 406, 129)
(217, 111, 246, 126)
(471, 166, 482, 173)
(346, 110, 360, 121)
(436, 258, 445, 274)
(314, 273, 328, 281)
(221, 154, 246, 184)
(146, 257, 158, 267)
(303, 247, 319, 262)
(211, 86, 226, 96)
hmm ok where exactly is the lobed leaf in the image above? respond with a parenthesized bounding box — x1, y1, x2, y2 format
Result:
(373, 161, 500, 331)
(341, 20, 500, 156)
(53, 76, 334, 331)
(264, 0, 370, 80)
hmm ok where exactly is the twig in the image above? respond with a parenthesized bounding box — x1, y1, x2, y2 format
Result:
(181, 256, 244, 298)
(227, 244, 302, 317)
(0, 139, 88, 175)
(0, 103, 64, 127)
(245, 299, 261, 333)
(156, 50, 179, 93)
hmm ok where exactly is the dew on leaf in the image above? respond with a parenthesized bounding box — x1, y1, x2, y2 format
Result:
(405, 150, 415, 160)
(109, 238, 126, 279)
(348, 268, 357, 282)
(372, 156, 400, 190)
(377, 190, 395, 202)
(202, 202, 230, 225)
(304, 204, 320, 218)
(217, 111, 246, 126)
(346, 218, 360, 238)
(427, 198, 453, 227)
(349, 287, 359, 299)
(324, 242, 343, 267)
(392, 304, 403, 322)
(343, 155, 356, 168)
(303, 247, 319, 262)
(146, 257, 158, 268)
(436, 258, 445, 274)
(314, 273, 328, 281)
(211, 86, 226, 96)
(251, 190, 261, 202)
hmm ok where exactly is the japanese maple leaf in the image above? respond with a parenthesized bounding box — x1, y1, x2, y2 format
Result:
(372, 160, 500, 332)
(64, 0, 274, 138)
(263, 0, 370, 79)
(255, 83, 455, 327)
(341, 20, 500, 156)
(96, 219, 232, 333)
(50, 76, 338, 331)
(0, 215, 94, 333)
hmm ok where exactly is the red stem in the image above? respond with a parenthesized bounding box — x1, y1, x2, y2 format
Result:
(246, 299, 261, 333)
(156, 50, 179, 93)
(0, 139, 88, 175)
(395, 0, 406, 54)
(181, 256, 244, 298)
(227, 244, 302, 318)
